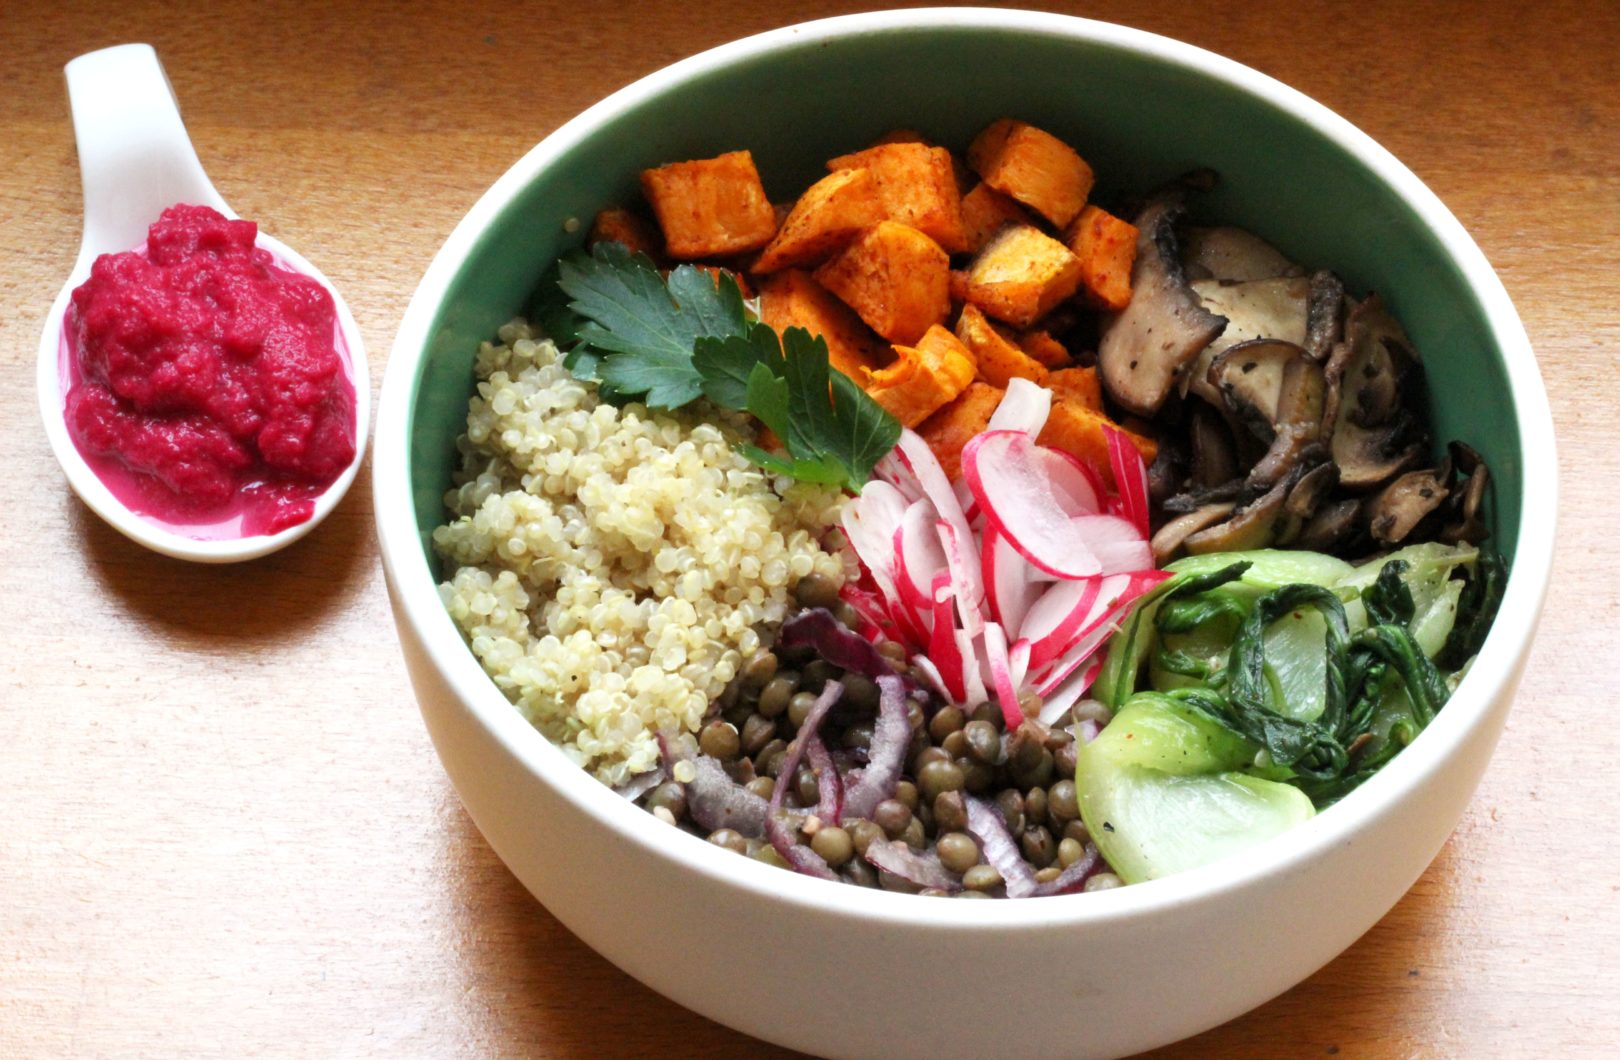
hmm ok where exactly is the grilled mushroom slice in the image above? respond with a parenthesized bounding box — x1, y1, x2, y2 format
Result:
(1440, 442, 1491, 544)
(1295, 498, 1362, 554)
(1324, 296, 1426, 490)
(1367, 465, 1452, 546)
(1185, 276, 1312, 407)
(1098, 200, 1228, 416)
(1187, 402, 1240, 489)
(1180, 226, 1303, 282)
(1182, 476, 1291, 554)
(1208, 339, 1306, 442)
(1302, 271, 1346, 362)
(1151, 502, 1238, 564)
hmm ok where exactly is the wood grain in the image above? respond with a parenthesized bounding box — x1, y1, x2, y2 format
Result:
(3, 1, 1617, 1056)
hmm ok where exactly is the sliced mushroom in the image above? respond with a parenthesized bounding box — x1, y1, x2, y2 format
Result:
(1366, 465, 1451, 546)
(1098, 200, 1228, 417)
(1151, 502, 1237, 564)
(1439, 442, 1490, 544)
(1208, 339, 1306, 442)
(1180, 226, 1304, 282)
(1182, 476, 1291, 555)
(1188, 402, 1240, 489)
(1247, 354, 1328, 490)
(1302, 271, 1346, 362)
(1324, 296, 1426, 490)
(1295, 498, 1361, 553)
(1274, 462, 1338, 546)
(1184, 276, 1312, 406)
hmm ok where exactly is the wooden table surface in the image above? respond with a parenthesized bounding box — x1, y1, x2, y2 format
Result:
(4, 1, 1617, 1056)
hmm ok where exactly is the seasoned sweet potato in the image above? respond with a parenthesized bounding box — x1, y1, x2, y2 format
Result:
(753, 167, 885, 273)
(1066, 204, 1139, 311)
(916, 381, 1005, 480)
(1038, 398, 1157, 487)
(1045, 366, 1104, 412)
(959, 181, 1035, 254)
(757, 269, 886, 381)
(967, 119, 1094, 229)
(1017, 328, 1072, 369)
(640, 150, 778, 258)
(863, 324, 977, 427)
(588, 208, 664, 262)
(827, 142, 969, 253)
(960, 223, 1083, 328)
(815, 221, 950, 345)
(955, 304, 1048, 388)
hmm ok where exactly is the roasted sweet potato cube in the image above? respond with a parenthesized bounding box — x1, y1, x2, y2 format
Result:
(827, 142, 969, 253)
(1066, 204, 1139, 311)
(757, 270, 886, 381)
(959, 181, 1035, 254)
(916, 381, 1005, 480)
(640, 150, 778, 258)
(960, 223, 1083, 328)
(588, 208, 664, 262)
(1017, 329, 1072, 369)
(967, 119, 1094, 229)
(753, 167, 885, 273)
(1038, 398, 1157, 488)
(814, 221, 950, 345)
(955, 304, 1048, 388)
(863, 324, 977, 428)
(1045, 366, 1103, 412)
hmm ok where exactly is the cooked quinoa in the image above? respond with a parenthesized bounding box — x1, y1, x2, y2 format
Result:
(434, 320, 847, 786)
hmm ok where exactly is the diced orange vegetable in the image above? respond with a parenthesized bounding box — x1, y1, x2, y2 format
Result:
(967, 119, 1094, 229)
(827, 142, 969, 253)
(814, 221, 950, 345)
(949, 269, 972, 305)
(960, 223, 1083, 328)
(1045, 366, 1103, 412)
(753, 168, 885, 273)
(959, 181, 1035, 254)
(640, 150, 778, 258)
(955, 304, 1048, 388)
(757, 270, 886, 381)
(869, 128, 933, 147)
(588, 208, 664, 261)
(863, 324, 977, 427)
(1038, 399, 1157, 488)
(916, 381, 1005, 480)
(1017, 329, 1071, 369)
(1065, 204, 1139, 311)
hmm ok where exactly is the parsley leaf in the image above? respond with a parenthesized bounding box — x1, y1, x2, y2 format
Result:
(545, 241, 900, 491)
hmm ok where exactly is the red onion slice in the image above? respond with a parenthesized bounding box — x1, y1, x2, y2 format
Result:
(658, 732, 768, 838)
(863, 838, 961, 892)
(805, 734, 843, 822)
(1029, 841, 1104, 897)
(964, 793, 1037, 898)
(840, 674, 909, 821)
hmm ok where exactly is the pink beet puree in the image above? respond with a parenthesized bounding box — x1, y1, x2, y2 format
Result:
(63, 204, 356, 538)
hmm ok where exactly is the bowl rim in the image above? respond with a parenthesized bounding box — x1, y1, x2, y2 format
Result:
(374, 6, 1557, 930)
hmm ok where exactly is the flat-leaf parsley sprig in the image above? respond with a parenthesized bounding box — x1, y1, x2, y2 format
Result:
(537, 242, 900, 492)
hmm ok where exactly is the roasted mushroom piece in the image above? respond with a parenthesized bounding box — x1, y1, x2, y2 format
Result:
(1181, 475, 1291, 555)
(1180, 226, 1304, 283)
(1185, 276, 1311, 408)
(1302, 270, 1346, 362)
(1366, 465, 1451, 546)
(1439, 442, 1491, 544)
(1151, 502, 1238, 564)
(1324, 295, 1426, 490)
(1098, 198, 1228, 417)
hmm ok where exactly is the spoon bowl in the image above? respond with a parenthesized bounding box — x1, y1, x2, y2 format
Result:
(37, 43, 368, 563)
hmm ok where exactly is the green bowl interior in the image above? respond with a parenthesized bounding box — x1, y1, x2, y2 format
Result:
(404, 24, 1522, 573)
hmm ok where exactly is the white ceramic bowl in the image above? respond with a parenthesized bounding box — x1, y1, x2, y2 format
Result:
(374, 10, 1555, 1057)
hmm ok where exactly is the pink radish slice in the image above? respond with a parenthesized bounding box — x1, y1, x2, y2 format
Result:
(893, 500, 947, 637)
(986, 376, 1052, 437)
(842, 480, 909, 599)
(908, 654, 950, 700)
(927, 573, 966, 702)
(981, 525, 1041, 634)
(958, 627, 988, 707)
(935, 518, 984, 638)
(892, 431, 984, 617)
(1105, 425, 1151, 538)
(1019, 576, 1105, 669)
(1037, 659, 1104, 725)
(1008, 637, 1032, 692)
(963, 430, 1102, 579)
(1069, 513, 1155, 575)
(1030, 571, 1171, 694)
(1030, 445, 1104, 516)
(983, 622, 1023, 731)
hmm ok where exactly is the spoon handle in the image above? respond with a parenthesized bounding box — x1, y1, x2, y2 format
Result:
(64, 43, 230, 265)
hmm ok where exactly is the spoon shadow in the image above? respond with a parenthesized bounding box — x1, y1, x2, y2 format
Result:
(71, 456, 376, 643)
(435, 796, 803, 1059)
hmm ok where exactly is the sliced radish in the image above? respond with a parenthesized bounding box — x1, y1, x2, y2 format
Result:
(1009, 638, 1032, 692)
(982, 525, 1042, 633)
(893, 431, 984, 619)
(1069, 513, 1155, 575)
(935, 518, 984, 638)
(1031, 571, 1171, 694)
(986, 376, 1052, 437)
(1037, 659, 1104, 725)
(927, 574, 966, 702)
(963, 430, 1102, 579)
(1019, 576, 1105, 669)
(1031, 445, 1103, 517)
(1105, 425, 1151, 539)
(841, 479, 909, 598)
(983, 622, 1023, 730)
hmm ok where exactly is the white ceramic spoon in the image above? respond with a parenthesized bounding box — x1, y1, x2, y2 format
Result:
(36, 43, 369, 563)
